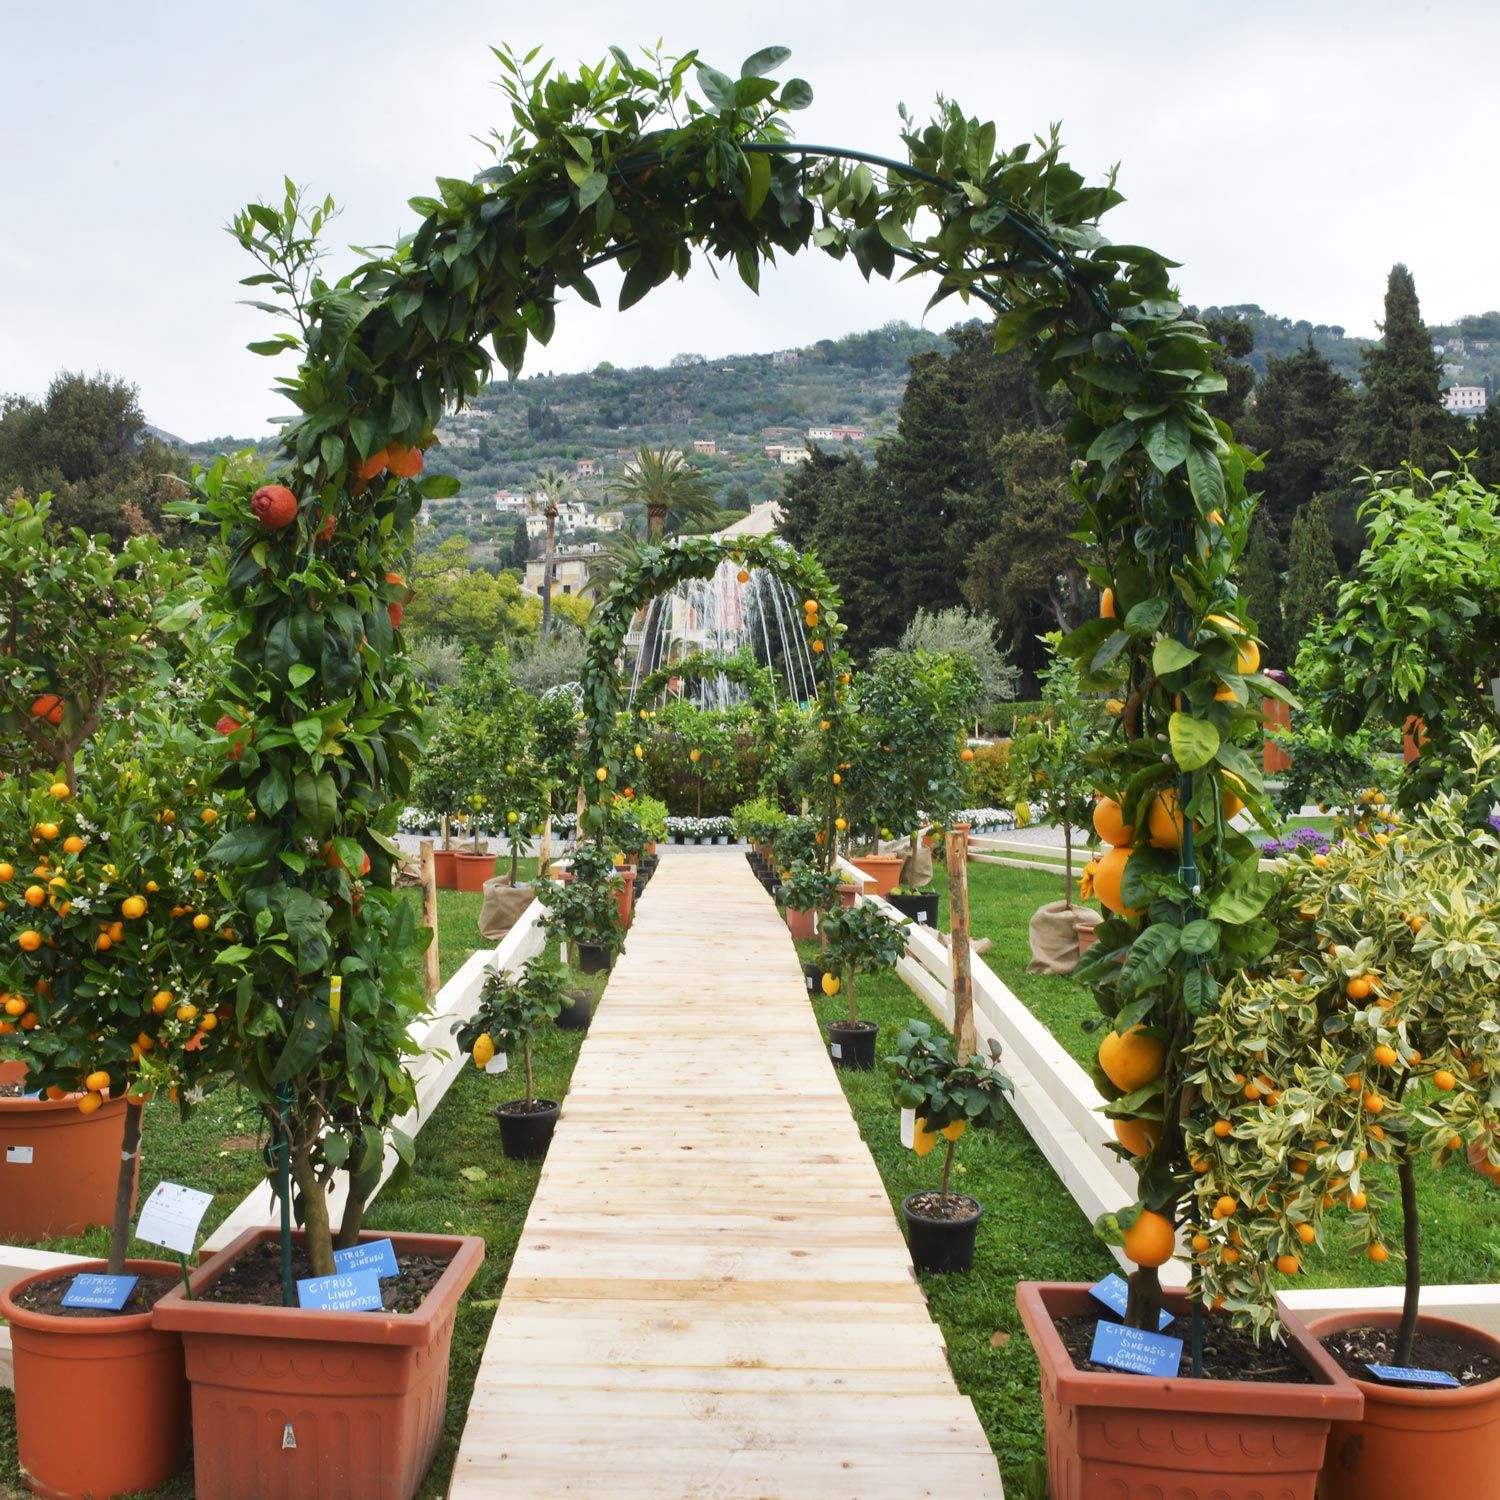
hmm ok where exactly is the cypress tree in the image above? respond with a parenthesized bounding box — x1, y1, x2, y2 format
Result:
(1239, 519, 1286, 669)
(1282, 496, 1340, 651)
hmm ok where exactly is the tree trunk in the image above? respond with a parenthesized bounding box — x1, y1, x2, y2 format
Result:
(107, 1100, 144, 1276)
(335, 1186, 366, 1251)
(948, 827, 975, 1058)
(1063, 821, 1074, 910)
(1395, 1148, 1422, 1364)
(846, 971, 857, 1029)
(940, 1135, 955, 1202)
(290, 1140, 334, 1277)
(523, 1039, 535, 1106)
(541, 513, 557, 640)
(420, 839, 440, 1000)
(1125, 1265, 1164, 1332)
(648, 504, 666, 539)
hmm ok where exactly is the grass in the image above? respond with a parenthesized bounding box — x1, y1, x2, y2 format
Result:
(0, 868, 600, 1500)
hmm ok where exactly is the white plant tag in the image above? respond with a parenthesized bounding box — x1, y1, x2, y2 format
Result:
(5, 1145, 33, 1165)
(282, 1423, 297, 1450)
(830, 1043, 842, 1059)
(485, 1052, 508, 1075)
(899, 1108, 915, 1150)
(135, 1181, 213, 1255)
(917, 911, 928, 925)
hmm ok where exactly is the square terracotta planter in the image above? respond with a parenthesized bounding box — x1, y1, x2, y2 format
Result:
(154, 1226, 484, 1500)
(1016, 1282, 1363, 1499)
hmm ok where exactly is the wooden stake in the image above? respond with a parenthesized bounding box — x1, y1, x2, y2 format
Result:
(419, 839, 441, 1000)
(947, 824, 975, 1058)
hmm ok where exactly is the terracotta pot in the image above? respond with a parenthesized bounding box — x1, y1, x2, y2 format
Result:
(850, 853, 903, 898)
(1076, 922, 1099, 958)
(785, 906, 817, 942)
(0, 1088, 133, 1240)
(2, 1257, 190, 1499)
(432, 847, 459, 889)
(453, 849, 497, 892)
(1263, 695, 1293, 773)
(1307, 1309, 1500, 1500)
(154, 1226, 484, 1500)
(837, 884, 858, 910)
(644, 840, 657, 856)
(1016, 1282, 1362, 1499)
(614, 866, 636, 928)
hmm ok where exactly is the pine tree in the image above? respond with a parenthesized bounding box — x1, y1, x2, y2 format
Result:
(1282, 496, 1340, 650)
(1239, 518, 1286, 669)
(1239, 336, 1354, 557)
(1343, 264, 1458, 476)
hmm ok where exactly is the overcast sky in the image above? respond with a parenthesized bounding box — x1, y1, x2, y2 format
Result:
(4, 1, 1495, 440)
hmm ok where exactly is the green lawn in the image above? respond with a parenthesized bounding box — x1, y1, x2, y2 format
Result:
(0, 871, 598, 1500)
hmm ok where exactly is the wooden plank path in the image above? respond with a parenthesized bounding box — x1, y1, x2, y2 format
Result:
(449, 846, 1003, 1499)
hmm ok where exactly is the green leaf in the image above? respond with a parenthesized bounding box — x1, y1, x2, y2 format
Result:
(1152, 638, 1199, 675)
(1182, 967, 1219, 1015)
(419, 473, 461, 499)
(1119, 924, 1181, 995)
(288, 663, 316, 689)
(294, 770, 338, 837)
(740, 45, 791, 77)
(1085, 420, 1138, 468)
(1144, 413, 1191, 472)
(577, 170, 609, 210)
(1123, 598, 1169, 635)
(746, 151, 772, 218)
(1186, 444, 1226, 512)
(697, 64, 738, 110)
(459, 1164, 488, 1183)
(1168, 712, 1220, 771)
(1208, 871, 1279, 925)
(208, 823, 280, 868)
(1179, 919, 1220, 956)
(291, 717, 323, 756)
(270, 997, 333, 1087)
(780, 78, 814, 109)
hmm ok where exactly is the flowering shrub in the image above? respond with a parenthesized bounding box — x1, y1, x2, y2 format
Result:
(1259, 826, 1332, 859)
(666, 815, 734, 841)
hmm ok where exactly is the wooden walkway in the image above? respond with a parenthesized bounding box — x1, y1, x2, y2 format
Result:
(449, 846, 1003, 1499)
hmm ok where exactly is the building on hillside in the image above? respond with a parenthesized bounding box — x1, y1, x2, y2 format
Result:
(494, 490, 528, 513)
(595, 510, 624, 532)
(575, 458, 600, 476)
(778, 447, 811, 466)
(718, 501, 782, 540)
(1443, 385, 1488, 415)
(692, 439, 717, 455)
(807, 425, 866, 442)
(771, 349, 800, 366)
(523, 545, 604, 603)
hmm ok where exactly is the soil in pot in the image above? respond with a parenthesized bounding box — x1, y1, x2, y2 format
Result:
(903, 1191, 982, 1274)
(2, 1259, 191, 1500)
(194, 1236, 452, 1313)
(1310, 1311, 1500, 1500)
(495, 1098, 560, 1160)
(153, 1226, 483, 1500)
(827, 1019, 878, 1070)
(1016, 1282, 1363, 1500)
(1054, 1311, 1317, 1384)
(556, 987, 593, 1030)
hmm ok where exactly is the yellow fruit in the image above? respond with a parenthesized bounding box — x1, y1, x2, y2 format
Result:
(689, 748, 702, 764)
(834, 817, 847, 832)
(62, 835, 85, 854)
(821, 972, 840, 997)
(176, 1003, 198, 1023)
(1121, 1209, 1175, 1268)
(84, 1069, 110, 1093)
(77, 1093, 104, 1115)
(121, 896, 147, 920)
(472, 1033, 496, 1070)
(940, 1121, 967, 1142)
(595, 767, 608, 782)
(1092, 845, 1144, 917)
(831, 772, 841, 785)
(1147, 788, 1185, 850)
(201, 808, 218, 826)
(192, 913, 211, 932)
(48, 782, 70, 800)
(1213, 1195, 1237, 1220)
(151, 990, 174, 1013)
(35, 823, 59, 841)
(1276, 1253, 1301, 1276)
(913, 1117, 940, 1157)
(1113, 1117, 1161, 1157)
(1295, 1222, 1317, 1245)
(1433, 1069, 1457, 1092)
(1091, 797, 1133, 848)
(1100, 588, 1116, 619)
(1097, 1027, 1166, 1093)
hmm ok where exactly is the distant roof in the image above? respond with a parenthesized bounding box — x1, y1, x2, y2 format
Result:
(716, 501, 782, 540)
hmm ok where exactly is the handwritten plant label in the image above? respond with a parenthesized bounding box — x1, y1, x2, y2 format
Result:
(61, 1273, 138, 1311)
(297, 1269, 383, 1312)
(1366, 1362, 1462, 1389)
(135, 1181, 214, 1256)
(1089, 1274, 1174, 1331)
(332, 1238, 400, 1280)
(5, 1145, 34, 1165)
(1090, 1319, 1183, 1378)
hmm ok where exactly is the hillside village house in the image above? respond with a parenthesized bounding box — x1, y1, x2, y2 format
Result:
(523, 544, 603, 604)
(1443, 385, 1489, 415)
(692, 439, 717, 455)
(807, 424, 866, 442)
(575, 457, 600, 476)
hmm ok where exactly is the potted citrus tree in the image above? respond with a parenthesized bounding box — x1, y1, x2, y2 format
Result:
(0, 721, 232, 1500)
(818, 898, 910, 1070)
(884, 1018, 1012, 1272)
(410, 705, 491, 889)
(1187, 733, 1500, 1500)
(462, 953, 566, 1159)
(538, 840, 623, 974)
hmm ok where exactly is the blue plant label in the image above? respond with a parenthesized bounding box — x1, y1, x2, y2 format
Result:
(61, 1273, 137, 1311)
(1090, 1319, 1183, 1377)
(332, 1238, 400, 1280)
(296, 1269, 383, 1313)
(1089, 1274, 1174, 1331)
(1365, 1362, 1462, 1388)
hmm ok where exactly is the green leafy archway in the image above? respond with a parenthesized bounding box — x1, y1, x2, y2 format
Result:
(576, 533, 845, 839)
(630, 650, 775, 713)
(208, 39, 1282, 1315)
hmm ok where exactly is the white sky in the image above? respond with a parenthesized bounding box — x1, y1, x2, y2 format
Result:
(4, 0, 1495, 439)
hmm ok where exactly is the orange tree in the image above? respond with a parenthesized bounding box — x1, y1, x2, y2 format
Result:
(210, 41, 1266, 1305)
(1186, 734, 1500, 1355)
(0, 714, 228, 1273)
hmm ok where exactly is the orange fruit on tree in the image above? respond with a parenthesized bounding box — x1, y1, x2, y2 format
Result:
(1346, 976, 1373, 1001)
(1099, 587, 1116, 619)
(18, 930, 41, 952)
(1295, 1222, 1317, 1245)
(1191, 1232, 1211, 1254)
(1348, 1190, 1368, 1211)
(3, 996, 25, 1017)
(1433, 1069, 1457, 1091)
(1092, 845, 1145, 917)
(23, 885, 44, 907)
(0, 863, 12, 882)
(62, 836, 85, 854)
(1212, 1118, 1232, 1138)
(1367, 1243, 1390, 1264)
(960, 747, 974, 762)
(1113, 1117, 1161, 1157)
(84, 1070, 110, 1093)
(1147, 788, 1185, 850)
(192, 913, 211, 932)
(121, 895, 147, 920)
(1097, 1026, 1166, 1092)
(77, 1093, 104, 1116)
(1121, 1209, 1176, 1267)
(1373, 1044, 1398, 1068)
(1091, 796, 1133, 847)
(912, 1117, 940, 1157)
(383, 443, 424, 479)
(1276, 1253, 1301, 1275)
(1213, 1194, 1237, 1219)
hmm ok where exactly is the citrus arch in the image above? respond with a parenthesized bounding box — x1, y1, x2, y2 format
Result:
(630, 651, 774, 713)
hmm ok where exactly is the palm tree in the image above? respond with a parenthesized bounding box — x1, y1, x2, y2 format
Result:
(613, 446, 719, 540)
(529, 466, 572, 640)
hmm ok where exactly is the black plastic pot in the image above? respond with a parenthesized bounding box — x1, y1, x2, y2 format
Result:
(902, 1192, 982, 1273)
(494, 1099, 560, 1160)
(826, 1020, 878, 1070)
(578, 942, 612, 975)
(889, 891, 940, 928)
(801, 959, 823, 995)
(556, 989, 593, 1030)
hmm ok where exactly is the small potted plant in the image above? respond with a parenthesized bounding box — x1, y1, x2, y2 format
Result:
(462, 953, 566, 1160)
(410, 707, 490, 889)
(884, 1019, 1012, 1272)
(778, 858, 840, 946)
(539, 841, 623, 974)
(817, 898, 910, 1070)
(1188, 734, 1500, 1500)
(633, 794, 668, 872)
